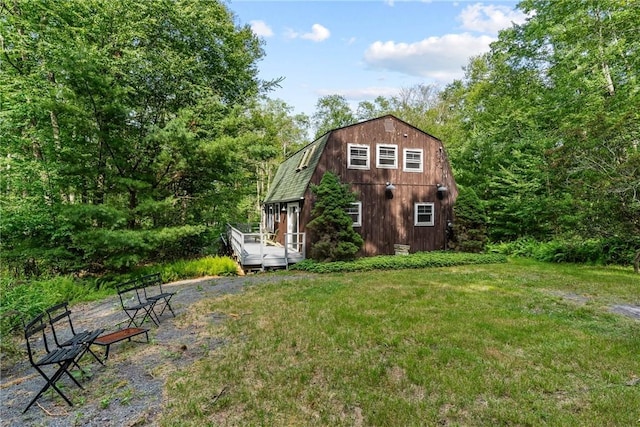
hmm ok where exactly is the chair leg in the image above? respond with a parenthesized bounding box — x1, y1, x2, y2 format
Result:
(24, 361, 76, 413)
(141, 305, 159, 326)
(86, 346, 105, 366)
(155, 298, 176, 318)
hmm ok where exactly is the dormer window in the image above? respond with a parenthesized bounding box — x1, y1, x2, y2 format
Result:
(296, 145, 317, 172)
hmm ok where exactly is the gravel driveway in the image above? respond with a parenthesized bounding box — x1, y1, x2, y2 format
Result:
(0, 274, 300, 427)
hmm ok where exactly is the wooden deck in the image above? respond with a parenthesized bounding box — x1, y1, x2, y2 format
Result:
(227, 225, 305, 272)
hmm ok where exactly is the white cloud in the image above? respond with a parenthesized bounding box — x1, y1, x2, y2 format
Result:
(285, 23, 330, 42)
(458, 3, 527, 34)
(301, 24, 331, 42)
(363, 33, 495, 80)
(316, 86, 401, 101)
(249, 20, 273, 37)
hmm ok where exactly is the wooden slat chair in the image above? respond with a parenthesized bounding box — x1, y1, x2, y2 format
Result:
(116, 279, 159, 328)
(23, 313, 84, 413)
(46, 302, 106, 367)
(139, 273, 176, 321)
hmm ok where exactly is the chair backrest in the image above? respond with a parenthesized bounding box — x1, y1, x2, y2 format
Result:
(46, 302, 76, 348)
(116, 279, 144, 307)
(24, 314, 52, 364)
(140, 273, 163, 298)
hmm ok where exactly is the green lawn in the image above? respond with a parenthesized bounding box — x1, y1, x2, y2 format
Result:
(161, 259, 640, 426)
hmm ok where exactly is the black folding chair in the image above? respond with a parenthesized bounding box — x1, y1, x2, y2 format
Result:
(23, 313, 84, 413)
(140, 273, 176, 321)
(116, 279, 159, 328)
(46, 302, 106, 366)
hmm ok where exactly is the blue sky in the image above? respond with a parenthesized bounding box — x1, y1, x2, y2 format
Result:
(229, 1, 527, 117)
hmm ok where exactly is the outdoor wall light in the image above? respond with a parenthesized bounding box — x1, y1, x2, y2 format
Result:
(437, 184, 448, 200)
(385, 182, 395, 199)
(281, 205, 287, 212)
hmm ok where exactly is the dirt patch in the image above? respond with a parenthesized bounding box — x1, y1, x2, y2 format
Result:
(0, 274, 304, 427)
(548, 290, 640, 321)
(611, 305, 640, 320)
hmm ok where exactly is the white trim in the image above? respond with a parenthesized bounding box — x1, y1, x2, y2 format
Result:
(348, 144, 370, 170)
(346, 202, 362, 227)
(403, 148, 423, 172)
(376, 143, 398, 169)
(414, 202, 435, 226)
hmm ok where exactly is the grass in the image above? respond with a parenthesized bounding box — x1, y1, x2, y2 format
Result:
(160, 258, 640, 426)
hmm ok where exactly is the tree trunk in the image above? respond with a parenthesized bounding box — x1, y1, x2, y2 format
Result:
(128, 188, 137, 229)
(634, 250, 640, 274)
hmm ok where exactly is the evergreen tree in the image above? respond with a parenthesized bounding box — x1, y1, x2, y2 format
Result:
(306, 173, 363, 262)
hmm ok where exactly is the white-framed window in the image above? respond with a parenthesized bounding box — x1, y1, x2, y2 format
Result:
(274, 203, 280, 222)
(414, 203, 435, 226)
(346, 202, 362, 227)
(348, 144, 370, 169)
(403, 148, 423, 172)
(376, 144, 397, 169)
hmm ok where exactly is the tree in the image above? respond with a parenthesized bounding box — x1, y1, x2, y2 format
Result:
(306, 172, 363, 262)
(449, 186, 488, 253)
(432, 0, 639, 245)
(0, 0, 274, 274)
(311, 95, 356, 139)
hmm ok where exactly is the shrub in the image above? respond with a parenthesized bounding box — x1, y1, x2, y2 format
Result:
(487, 236, 640, 265)
(292, 251, 507, 273)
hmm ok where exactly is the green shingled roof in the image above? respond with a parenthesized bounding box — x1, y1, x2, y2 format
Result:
(263, 133, 330, 204)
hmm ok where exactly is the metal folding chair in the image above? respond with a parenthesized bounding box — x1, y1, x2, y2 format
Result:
(23, 314, 84, 413)
(46, 302, 106, 366)
(140, 273, 176, 321)
(116, 279, 159, 328)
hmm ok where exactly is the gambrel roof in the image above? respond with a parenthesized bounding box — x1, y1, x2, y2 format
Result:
(263, 114, 446, 205)
(263, 132, 330, 204)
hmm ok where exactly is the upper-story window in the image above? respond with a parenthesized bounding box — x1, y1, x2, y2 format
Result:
(376, 144, 397, 169)
(348, 144, 370, 170)
(414, 202, 435, 226)
(346, 202, 362, 227)
(403, 148, 423, 172)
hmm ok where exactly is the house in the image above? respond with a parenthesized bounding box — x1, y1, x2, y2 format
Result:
(262, 115, 458, 257)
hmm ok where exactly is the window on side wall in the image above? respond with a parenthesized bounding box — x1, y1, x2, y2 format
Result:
(348, 144, 369, 170)
(266, 204, 275, 232)
(346, 202, 362, 227)
(376, 144, 397, 169)
(404, 148, 423, 172)
(414, 203, 434, 226)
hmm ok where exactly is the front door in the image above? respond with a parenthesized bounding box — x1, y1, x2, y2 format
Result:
(287, 203, 300, 251)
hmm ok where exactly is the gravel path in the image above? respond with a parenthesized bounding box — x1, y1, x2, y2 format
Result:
(0, 274, 301, 427)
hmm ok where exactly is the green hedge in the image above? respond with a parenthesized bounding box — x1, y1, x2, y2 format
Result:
(291, 251, 507, 273)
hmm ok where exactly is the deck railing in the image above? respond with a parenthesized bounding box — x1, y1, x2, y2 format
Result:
(227, 224, 305, 270)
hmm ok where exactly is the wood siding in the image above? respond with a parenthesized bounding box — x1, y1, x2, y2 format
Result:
(304, 117, 457, 255)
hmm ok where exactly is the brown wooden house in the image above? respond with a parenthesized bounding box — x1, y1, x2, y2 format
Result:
(262, 115, 458, 257)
